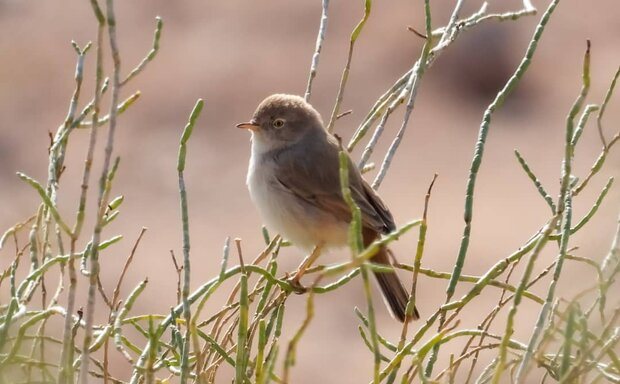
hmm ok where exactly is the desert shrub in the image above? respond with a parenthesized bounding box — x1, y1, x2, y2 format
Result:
(0, 0, 618, 383)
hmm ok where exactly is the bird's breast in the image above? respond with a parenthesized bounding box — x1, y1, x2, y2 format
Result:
(246, 151, 348, 249)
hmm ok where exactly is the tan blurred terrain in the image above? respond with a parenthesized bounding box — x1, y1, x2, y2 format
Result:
(0, 0, 619, 382)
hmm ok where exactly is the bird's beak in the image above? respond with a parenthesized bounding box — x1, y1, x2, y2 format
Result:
(236, 120, 260, 132)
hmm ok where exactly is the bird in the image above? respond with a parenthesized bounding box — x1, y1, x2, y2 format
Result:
(236, 94, 419, 322)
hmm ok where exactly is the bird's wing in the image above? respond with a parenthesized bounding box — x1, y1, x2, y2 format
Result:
(273, 135, 395, 234)
(358, 177, 396, 233)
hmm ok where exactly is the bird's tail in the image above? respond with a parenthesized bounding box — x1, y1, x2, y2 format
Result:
(371, 247, 419, 322)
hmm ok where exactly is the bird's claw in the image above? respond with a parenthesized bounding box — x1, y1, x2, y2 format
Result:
(285, 273, 308, 294)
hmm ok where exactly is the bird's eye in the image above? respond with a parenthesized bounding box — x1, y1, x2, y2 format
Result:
(272, 118, 285, 128)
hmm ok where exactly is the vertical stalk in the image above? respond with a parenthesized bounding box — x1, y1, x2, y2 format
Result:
(304, 0, 329, 102)
(177, 99, 204, 384)
(79, 0, 122, 381)
(326, 0, 372, 132)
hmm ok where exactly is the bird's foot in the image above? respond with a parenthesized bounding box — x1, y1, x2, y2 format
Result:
(284, 272, 308, 294)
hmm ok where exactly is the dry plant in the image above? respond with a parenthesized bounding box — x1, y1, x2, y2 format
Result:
(0, 0, 619, 383)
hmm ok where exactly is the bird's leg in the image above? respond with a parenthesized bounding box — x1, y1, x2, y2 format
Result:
(287, 244, 323, 294)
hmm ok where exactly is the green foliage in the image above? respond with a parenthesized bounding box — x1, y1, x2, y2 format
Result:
(0, 0, 619, 383)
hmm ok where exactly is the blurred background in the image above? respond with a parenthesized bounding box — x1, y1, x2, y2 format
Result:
(0, 0, 619, 382)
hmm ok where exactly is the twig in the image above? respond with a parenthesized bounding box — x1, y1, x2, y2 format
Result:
(326, 0, 371, 133)
(59, 5, 105, 384)
(446, 0, 560, 302)
(347, 70, 412, 151)
(78, 92, 141, 128)
(177, 99, 204, 384)
(170, 250, 183, 304)
(349, 0, 536, 161)
(574, 65, 620, 195)
(304, 0, 329, 102)
(336, 109, 353, 120)
(0, 215, 35, 251)
(407, 26, 427, 39)
(112, 227, 147, 306)
(78, 0, 124, 380)
(283, 278, 321, 383)
(492, 215, 560, 383)
(401, 173, 437, 345)
(371, 0, 432, 190)
(514, 150, 557, 213)
(120, 17, 163, 87)
(596, 66, 620, 148)
(516, 38, 590, 383)
(235, 238, 250, 384)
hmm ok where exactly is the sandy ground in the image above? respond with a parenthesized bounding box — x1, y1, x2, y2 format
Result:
(0, 0, 619, 382)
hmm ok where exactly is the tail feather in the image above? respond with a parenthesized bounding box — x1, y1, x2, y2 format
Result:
(374, 266, 419, 322)
(363, 227, 420, 322)
(372, 247, 419, 322)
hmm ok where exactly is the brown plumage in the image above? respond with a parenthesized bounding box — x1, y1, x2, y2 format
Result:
(238, 94, 419, 322)
(363, 228, 418, 322)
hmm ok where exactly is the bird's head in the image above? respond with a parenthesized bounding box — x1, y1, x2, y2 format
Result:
(236, 94, 324, 148)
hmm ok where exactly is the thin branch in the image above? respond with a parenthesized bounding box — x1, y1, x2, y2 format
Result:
(177, 99, 204, 384)
(326, 0, 371, 133)
(304, 0, 329, 102)
(446, 0, 560, 302)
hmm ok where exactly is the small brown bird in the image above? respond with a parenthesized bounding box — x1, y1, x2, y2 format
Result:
(237, 94, 418, 322)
